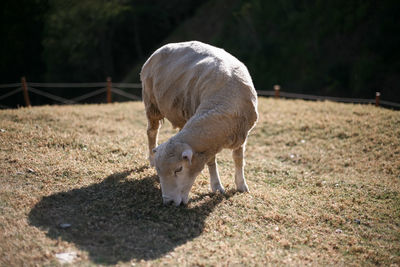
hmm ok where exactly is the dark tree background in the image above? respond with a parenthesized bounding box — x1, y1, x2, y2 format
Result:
(1, 0, 399, 105)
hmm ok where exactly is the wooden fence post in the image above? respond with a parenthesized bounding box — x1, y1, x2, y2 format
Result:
(375, 92, 380, 107)
(106, 77, 112, 103)
(274, 85, 280, 99)
(21, 77, 31, 107)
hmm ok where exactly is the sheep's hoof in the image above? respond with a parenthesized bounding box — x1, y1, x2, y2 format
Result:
(211, 184, 225, 194)
(236, 183, 249, 193)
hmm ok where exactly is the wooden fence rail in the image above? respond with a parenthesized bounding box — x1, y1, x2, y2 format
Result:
(258, 85, 400, 109)
(0, 77, 141, 108)
(0, 78, 399, 109)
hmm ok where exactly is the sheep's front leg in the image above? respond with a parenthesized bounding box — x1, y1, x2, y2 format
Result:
(208, 156, 225, 193)
(233, 145, 249, 192)
(147, 118, 161, 166)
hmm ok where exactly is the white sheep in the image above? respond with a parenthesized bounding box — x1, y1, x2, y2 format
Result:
(141, 41, 258, 206)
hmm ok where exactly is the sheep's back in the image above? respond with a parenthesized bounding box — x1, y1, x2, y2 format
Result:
(141, 41, 257, 131)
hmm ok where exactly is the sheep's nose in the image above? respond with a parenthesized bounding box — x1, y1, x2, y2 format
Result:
(162, 196, 182, 206)
(163, 199, 173, 205)
(162, 196, 174, 206)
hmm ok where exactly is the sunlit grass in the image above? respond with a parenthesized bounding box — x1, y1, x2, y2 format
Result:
(1, 98, 399, 266)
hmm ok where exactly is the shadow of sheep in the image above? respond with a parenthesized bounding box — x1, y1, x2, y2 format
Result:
(29, 166, 232, 264)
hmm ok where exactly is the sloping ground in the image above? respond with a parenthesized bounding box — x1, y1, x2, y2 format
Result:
(0, 98, 399, 266)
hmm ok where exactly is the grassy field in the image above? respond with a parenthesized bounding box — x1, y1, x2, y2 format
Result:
(0, 98, 399, 266)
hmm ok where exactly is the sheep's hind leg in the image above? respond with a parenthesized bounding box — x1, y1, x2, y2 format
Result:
(232, 145, 249, 192)
(208, 156, 225, 193)
(147, 118, 161, 166)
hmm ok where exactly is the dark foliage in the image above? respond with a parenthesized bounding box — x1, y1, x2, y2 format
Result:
(216, 0, 400, 101)
(1, 0, 399, 104)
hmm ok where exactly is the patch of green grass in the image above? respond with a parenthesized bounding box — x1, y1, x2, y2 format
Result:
(0, 98, 399, 266)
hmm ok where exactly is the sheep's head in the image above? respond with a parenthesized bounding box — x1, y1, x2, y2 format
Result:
(152, 141, 205, 206)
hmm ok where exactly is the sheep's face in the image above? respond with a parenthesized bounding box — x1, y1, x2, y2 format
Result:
(153, 141, 205, 206)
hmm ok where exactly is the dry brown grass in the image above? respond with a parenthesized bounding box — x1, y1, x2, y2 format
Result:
(1, 98, 399, 266)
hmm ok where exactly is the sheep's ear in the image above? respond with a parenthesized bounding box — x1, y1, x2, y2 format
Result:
(182, 148, 193, 165)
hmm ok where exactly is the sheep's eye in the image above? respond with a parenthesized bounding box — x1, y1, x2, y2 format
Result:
(174, 166, 183, 175)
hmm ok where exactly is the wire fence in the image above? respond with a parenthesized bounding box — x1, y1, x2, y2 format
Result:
(256, 86, 400, 109)
(0, 78, 399, 109)
(0, 77, 142, 108)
